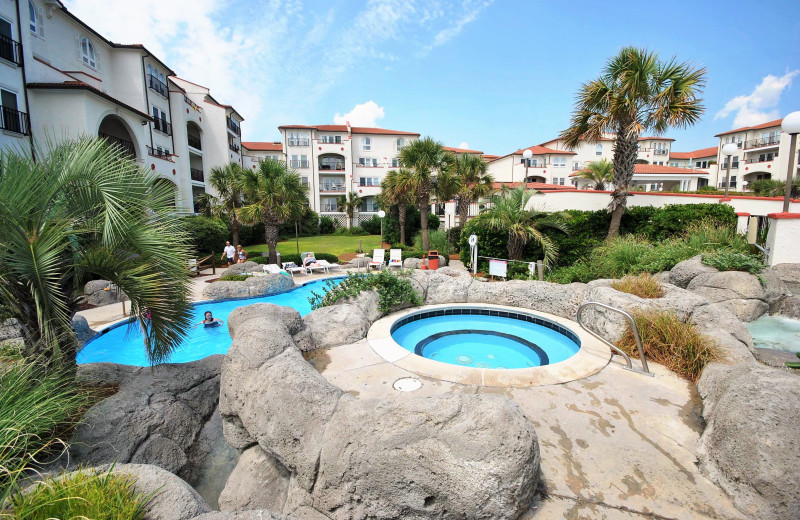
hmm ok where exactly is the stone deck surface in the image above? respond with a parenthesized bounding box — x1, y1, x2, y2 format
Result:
(305, 340, 746, 520)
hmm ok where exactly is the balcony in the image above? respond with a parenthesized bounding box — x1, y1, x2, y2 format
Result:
(148, 74, 169, 97)
(188, 134, 202, 150)
(321, 205, 340, 212)
(744, 154, 778, 164)
(721, 161, 740, 169)
(0, 106, 30, 135)
(320, 183, 346, 192)
(0, 34, 22, 66)
(229, 142, 240, 154)
(361, 204, 380, 212)
(99, 132, 135, 159)
(287, 138, 310, 146)
(744, 136, 780, 150)
(153, 118, 172, 135)
(319, 162, 345, 171)
(653, 149, 668, 156)
(147, 146, 174, 161)
(184, 95, 201, 111)
(289, 160, 309, 168)
(226, 116, 241, 136)
(190, 168, 204, 182)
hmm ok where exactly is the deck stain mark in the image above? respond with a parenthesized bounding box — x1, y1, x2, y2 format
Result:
(565, 403, 615, 437)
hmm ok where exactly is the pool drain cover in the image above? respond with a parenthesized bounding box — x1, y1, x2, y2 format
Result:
(393, 377, 422, 392)
(456, 355, 473, 365)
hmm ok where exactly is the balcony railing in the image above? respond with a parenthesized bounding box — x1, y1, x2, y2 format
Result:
(184, 95, 200, 111)
(99, 132, 135, 158)
(321, 205, 339, 212)
(188, 134, 202, 150)
(320, 184, 346, 192)
(653, 149, 669, 155)
(148, 74, 169, 97)
(153, 118, 172, 135)
(721, 161, 740, 169)
(361, 205, 380, 212)
(744, 154, 778, 164)
(190, 168, 204, 182)
(744, 136, 780, 149)
(0, 106, 30, 135)
(229, 142, 240, 153)
(289, 160, 309, 168)
(287, 138, 309, 146)
(319, 163, 345, 171)
(0, 34, 23, 66)
(146, 145, 173, 161)
(226, 116, 241, 136)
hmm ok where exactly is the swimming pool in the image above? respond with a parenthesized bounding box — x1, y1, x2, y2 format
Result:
(746, 315, 800, 353)
(390, 308, 580, 369)
(77, 277, 343, 366)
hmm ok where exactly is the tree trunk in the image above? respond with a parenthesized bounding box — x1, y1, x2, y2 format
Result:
(398, 202, 407, 245)
(231, 216, 240, 246)
(607, 133, 638, 239)
(264, 221, 280, 264)
(457, 197, 471, 228)
(507, 233, 526, 260)
(419, 180, 431, 251)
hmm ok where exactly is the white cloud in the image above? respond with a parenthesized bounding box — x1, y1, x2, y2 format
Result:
(458, 142, 469, 149)
(334, 101, 386, 127)
(715, 70, 799, 128)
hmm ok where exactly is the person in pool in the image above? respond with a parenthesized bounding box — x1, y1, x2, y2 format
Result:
(195, 311, 224, 328)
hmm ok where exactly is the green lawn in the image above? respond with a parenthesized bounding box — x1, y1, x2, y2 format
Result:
(245, 235, 383, 257)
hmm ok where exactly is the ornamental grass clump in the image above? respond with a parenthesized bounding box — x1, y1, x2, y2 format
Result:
(617, 309, 720, 382)
(9, 467, 150, 520)
(611, 274, 664, 299)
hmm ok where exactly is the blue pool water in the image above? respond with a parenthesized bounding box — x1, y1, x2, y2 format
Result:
(391, 312, 580, 369)
(77, 277, 342, 366)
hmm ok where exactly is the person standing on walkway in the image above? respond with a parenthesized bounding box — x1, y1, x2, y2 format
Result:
(221, 241, 236, 267)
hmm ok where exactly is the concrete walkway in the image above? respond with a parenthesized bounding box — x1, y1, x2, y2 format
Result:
(305, 340, 745, 520)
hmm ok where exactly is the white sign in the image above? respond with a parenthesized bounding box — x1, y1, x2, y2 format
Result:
(489, 259, 508, 278)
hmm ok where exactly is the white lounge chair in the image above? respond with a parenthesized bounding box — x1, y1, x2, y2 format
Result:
(317, 259, 343, 272)
(301, 252, 328, 274)
(282, 262, 306, 278)
(263, 264, 282, 274)
(369, 249, 386, 270)
(388, 249, 403, 269)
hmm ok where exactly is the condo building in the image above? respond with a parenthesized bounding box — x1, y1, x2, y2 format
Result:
(0, 0, 244, 212)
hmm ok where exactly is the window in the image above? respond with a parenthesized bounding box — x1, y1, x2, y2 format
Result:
(391, 158, 400, 168)
(151, 106, 170, 134)
(595, 144, 602, 156)
(358, 157, 378, 167)
(28, 1, 37, 34)
(301, 176, 308, 186)
(1, 88, 24, 134)
(396, 138, 404, 150)
(724, 137, 730, 144)
(300, 154, 308, 168)
(670, 162, 678, 167)
(81, 37, 96, 68)
(363, 137, 371, 151)
(553, 156, 566, 167)
(359, 177, 379, 187)
(288, 131, 308, 146)
(290, 154, 299, 168)
(322, 135, 341, 144)
(572, 161, 580, 170)
(732, 155, 739, 168)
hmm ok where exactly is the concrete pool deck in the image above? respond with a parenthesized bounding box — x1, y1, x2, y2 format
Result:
(304, 339, 746, 520)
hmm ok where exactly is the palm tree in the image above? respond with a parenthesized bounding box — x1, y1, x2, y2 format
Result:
(240, 160, 307, 264)
(578, 159, 614, 190)
(195, 163, 247, 245)
(447, 153, 495, 226)
(337, 191, 361, 229)
(480, 187, 567, 265)
(380, 169, 416, 245)
(0, 138, 193, 367)
(560, 47, 706, 238)
(398, 137, 454, 250)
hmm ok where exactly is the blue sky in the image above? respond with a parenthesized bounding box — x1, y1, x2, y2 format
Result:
(67, 0, 800, 155)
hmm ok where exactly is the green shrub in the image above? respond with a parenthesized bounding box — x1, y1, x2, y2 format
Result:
(448, 225, 463, 253)
(247, 255, 270, 264)
(360, 215, 382, 235)
(684, 220, 750, 253)
(218, 274, 249, 281)
(334, 226, 369, 236)
(547, 261, 599, 284)
(702, 249, 765, 274)
(412, 230, 449, 254)
(319, 216, 338, 234)
(183, 216, 229, 255)
(10, 467, 150, 520)
(309, 270, 421, 313)
(383, 206, 440, 246)
(279, 208, 320, 238)
(749, 179, 784, 197)
(640, 204, 736, 241)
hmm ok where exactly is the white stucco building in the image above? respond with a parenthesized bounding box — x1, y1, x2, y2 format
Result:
(0, 0, 244, 212)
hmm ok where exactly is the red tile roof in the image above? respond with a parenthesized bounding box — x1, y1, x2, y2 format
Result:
(638, 136, 675, 141)
(444, 146, 484, 154)
(278, 124, 419, 136)
(715, 118, 783, 137)
(492, 182, 574, 191)
(570, 164, 708, 177)
(669, 146, 718, 160)
(508, 145, 577, 157)
(242, 142, 282, 152)
(482, 154, 500, 162)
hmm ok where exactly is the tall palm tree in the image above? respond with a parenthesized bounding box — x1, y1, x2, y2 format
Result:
(578, 159, 614, 191)
(398, 137, 454, 250)
(447, 153, 495, 226)
(0, 138, 193, 367)
(337, 191, 361, 229)
(194, 163, 247, 246)
(240, 160, 307, 264)
(480, 187, 567, 265)
(560, 47, 706, 238)
(380, 169, 416, 245)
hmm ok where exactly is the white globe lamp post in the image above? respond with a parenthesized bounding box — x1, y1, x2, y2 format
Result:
(721, 143, 739, 197)
(377, 210, 386, 249)
(521, 149, 533, 186)
(781, 111, 800, 212)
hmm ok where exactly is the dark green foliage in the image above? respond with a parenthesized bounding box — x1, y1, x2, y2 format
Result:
(360, 216, 383, 235)
(640, 204, 736, 241)
(247, 256, 271, 264)
(448, 225, 463, 253)
(334, 226, 369, 236)
(218, 274, 249, 281)
(748, 179, 783, 197)
(309, 270, 421, 313)
(428, 212, 442, 231)
(384, 205, 440, 246)
(278, 208, 320, 238)
(183, 216, 230, 255)
(319, 216, 338, 234)
(702, 250, 765, 274)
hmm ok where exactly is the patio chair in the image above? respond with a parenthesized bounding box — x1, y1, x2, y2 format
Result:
(317, 259, 343, 272)
(369, 249, 386, 270)
(301, 252, 328, 274)
(388, 249, 403, 269)
(282, 262, 307, 278)
(263, 264, 282, 274)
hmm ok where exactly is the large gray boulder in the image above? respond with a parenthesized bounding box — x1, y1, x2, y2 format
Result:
(221, 261, 262, 276)
(218, 446, 291, 512)
(697, 363, 800, 520)
(467, 279, 588, 319)
(422, 267, 473, 304)
(113, 464, 211, 520)
(689, 303, 756, 363)
(72, 314, 95, 344)
(203, 274, 295, 300)
(193, 512, 288, 520)
(686, 270, 777, 321)
(83, 279, 127, 306)
(0, 318, 22, 342)
(70, 356, 223, 474)
(403, 257, 423, 269)
(668, 255, 718, 288)
(292, 303, 370, 351)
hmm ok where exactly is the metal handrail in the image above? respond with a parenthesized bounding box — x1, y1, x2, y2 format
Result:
(576, 302, 653, 376)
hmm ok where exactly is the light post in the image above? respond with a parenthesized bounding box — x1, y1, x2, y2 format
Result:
(522, 149, 532, 186)
(377, 210, 386, 249)
(721, 143, 739, 197)
(781, 111, 800, 212)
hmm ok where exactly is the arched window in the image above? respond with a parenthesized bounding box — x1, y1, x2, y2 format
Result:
(147, 64, 152, 77)
(396, 138, 404, 149)
(81, 37, 96, 68)
(595, 144, 602, 156)
(159, 73, 164, 84)
(28, 1, 37, 34)
(363, 137, 371, 151)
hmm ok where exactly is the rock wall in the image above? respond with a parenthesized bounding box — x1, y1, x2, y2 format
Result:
(219, 302, 540, 520)
(83, 279, 127, 306)
(203, 274, 295, 300)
